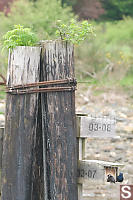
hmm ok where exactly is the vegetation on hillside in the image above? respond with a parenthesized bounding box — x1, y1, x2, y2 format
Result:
(75, 17, 133, 86)
(101, 0, 133, 20)
(1, 0, 133, 21)
(62, 0, 133, 21)
(0, 0, 133, 96)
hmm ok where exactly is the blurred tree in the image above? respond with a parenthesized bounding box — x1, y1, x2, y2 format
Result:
(116, 0, 133, 16)
(73, 0, 104, 20)
(0, 0, 13, 14)
(61, 0, 77, 7)
(101, 0, 133, 20)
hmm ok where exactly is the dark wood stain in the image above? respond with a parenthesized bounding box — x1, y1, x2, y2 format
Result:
(1, 43, 78, 200)
(41, 41, 78, 200)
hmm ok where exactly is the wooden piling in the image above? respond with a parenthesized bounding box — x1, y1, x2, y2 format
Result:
(40, 41, 78, 200)
(1, 47, 44, 200)
(0, 127, 4, 170)
(1, 41, 78, 200)
(0, 127, 4, 193)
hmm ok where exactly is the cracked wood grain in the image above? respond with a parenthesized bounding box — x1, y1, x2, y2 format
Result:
(2, 46, 44, 200)
(40, 41, 78, 200)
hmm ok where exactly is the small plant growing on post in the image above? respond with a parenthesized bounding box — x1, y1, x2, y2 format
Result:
(56, 19, 94, 44)
(2, 24, 38, 50)
(2, 20, 95, 51)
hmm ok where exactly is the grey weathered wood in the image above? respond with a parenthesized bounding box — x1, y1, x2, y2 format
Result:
(0, 127, 4, 194)
(78, 184, 82, 200)
(77, 115, 87, 200)
(77, 138, 84, 199)
(40, 41, 78, 200)
(78, 160, 105, 184)
(79, 139, 82, 160)
(2, 46, 44, 200)
(77, 116, 116, 138)
(77, 117, 85, 160)
(0, 127, 4, 169)
(78, 160, 124, 184)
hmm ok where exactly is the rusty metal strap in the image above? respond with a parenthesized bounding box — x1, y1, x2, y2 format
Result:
(8, 78, 77, 89)
(6, 86, 76, 95)
(6, 78, 77, 94)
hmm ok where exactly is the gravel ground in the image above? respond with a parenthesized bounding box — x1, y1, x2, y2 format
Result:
(76, 85, 133, 200)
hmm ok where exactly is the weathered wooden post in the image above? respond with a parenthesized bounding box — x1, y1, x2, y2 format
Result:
(40, 41, 78, 200)
(1, 47, 44, 200)
(77, 114, 87, 200)
(1, 41, 78, 200)
(0, 127, 4, 169)
(0, 127, 4, 192)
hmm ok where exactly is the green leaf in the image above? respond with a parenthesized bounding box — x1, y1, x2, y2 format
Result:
(2, 25, 38, 50)
(56, 19, 94, 45)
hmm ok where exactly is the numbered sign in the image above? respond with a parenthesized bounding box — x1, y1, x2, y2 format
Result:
(77, 116, 116, 138)
(78, 160, 105, 184)
(78, 160, 124, 184)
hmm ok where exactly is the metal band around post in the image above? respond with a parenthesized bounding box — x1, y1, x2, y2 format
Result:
(6, 78, 77, 95)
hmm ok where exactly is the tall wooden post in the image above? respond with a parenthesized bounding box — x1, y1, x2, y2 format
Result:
(0, 127, 4, 192)
(40, 41, 78, 200)
(1, 47, 44, 200)
(0, 127, 4, 169)
(2, 41, 78, 200)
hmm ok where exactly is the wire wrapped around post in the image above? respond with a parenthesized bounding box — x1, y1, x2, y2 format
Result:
(6, 78, 77, 94)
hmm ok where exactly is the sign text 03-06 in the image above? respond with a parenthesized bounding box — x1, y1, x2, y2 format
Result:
(78, 116, 116, 138)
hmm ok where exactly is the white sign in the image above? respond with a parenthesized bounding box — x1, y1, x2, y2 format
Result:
(77, 160, 123, 184)
(78, 160, 105, 183)
(77, 116, 116, 138)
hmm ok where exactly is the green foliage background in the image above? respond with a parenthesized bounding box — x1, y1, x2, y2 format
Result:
(0, 0, 74, 38)
(75, 17, 133, 87)
(61, 0, 77, 7)
(101, 0, 133, 20)
(0, 0, 133, 92)
(61, 0, 133, 21)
